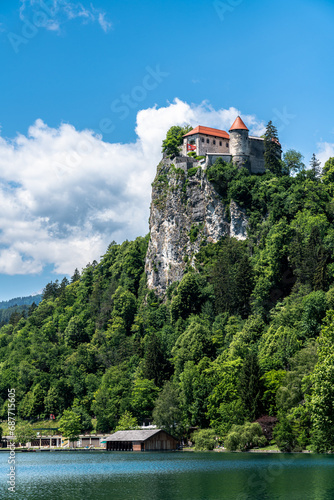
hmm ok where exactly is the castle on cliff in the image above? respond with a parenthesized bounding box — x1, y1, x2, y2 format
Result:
(182, 116, 273, 174)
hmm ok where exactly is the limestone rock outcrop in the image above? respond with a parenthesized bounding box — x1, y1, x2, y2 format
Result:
(145, 158, 248, 296)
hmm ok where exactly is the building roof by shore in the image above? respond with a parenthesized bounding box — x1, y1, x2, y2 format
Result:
(106, 429, 161, 442)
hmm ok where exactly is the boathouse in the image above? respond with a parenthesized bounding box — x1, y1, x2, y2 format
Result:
(105, 429, 178, 451)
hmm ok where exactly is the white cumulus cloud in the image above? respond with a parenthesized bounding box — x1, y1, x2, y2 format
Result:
(317, 142, 334, 167)
(0, 99, 264, 276)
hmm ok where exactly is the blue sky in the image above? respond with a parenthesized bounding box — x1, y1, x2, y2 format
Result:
(0, 0, 333, 300)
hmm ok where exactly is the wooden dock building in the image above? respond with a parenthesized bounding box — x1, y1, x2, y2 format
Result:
(105, 429, 178, 451)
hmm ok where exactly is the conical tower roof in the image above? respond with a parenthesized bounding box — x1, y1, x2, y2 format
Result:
(229, 116, 249, 132)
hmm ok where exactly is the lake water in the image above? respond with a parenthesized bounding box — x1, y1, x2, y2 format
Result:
(1, 450, 334, 500)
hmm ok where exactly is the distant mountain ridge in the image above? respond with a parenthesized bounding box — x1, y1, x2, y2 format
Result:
(0, 294, 42, 310)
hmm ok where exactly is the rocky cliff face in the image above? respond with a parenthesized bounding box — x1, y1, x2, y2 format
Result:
(145, 158, 248, 296)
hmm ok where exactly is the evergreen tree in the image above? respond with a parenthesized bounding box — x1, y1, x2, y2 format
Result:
(210, 239, 253, 318)
(290, 225, 329, 291)
(42, 280, 60, 300)
(142, 333, 168, 387)
(238, 351, 263, 421)
(309, 153, 322, 179)
(28, 302, 38, 316)
(60, 277, 70, 292)
(264, 121, 282, 175)
(71, 268, 81, 283)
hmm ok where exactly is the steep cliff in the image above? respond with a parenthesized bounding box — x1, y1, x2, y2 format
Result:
(145, 158, 248, 295)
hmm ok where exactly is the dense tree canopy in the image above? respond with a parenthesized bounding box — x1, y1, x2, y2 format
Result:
(1, 141, 334, 452)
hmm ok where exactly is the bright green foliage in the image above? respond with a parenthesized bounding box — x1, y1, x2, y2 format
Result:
(115, 411, 139, 431)
(171, 317, 213, 375)
(19, 383, 46, 420)
(276, 342, 317, 413)
(64, 315, 89, 347)
(130, 378, 160, 421)
(189, 223, 203, 243)
(321, 157, 334, 186)
(152, 381, 182, 436)
(300, 291, 327, 339)
(111, 286, 137, 331)
(92, 363, 132, 432)
(179, 358, 212, 428)
(162, 125, 192, 158)
(207, 159, 240, 200)
(261, 370, 287, 415)
(15, 422, 37, 445)
(206, 357, 244, 435)
(283, 149, 305, 175)
(225, 422, 266, 451)
(310, 311, 334, 452)
(191, 428, 216, 451)
(58, 410, 82, 443)
(72, 399, 93, 432)
(259, 325, 301, 371)
(187, 166, 199, 177)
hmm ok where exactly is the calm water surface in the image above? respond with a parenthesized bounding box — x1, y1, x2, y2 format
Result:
(1, 450, 334, 500)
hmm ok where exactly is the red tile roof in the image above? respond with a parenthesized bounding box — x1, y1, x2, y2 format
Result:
(183, 126, 229, 139)
(229, 116, 249, 131)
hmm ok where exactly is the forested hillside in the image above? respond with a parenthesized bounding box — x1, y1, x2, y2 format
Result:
(0, 294, 42, 310)
(1, 131, 334, 452)
(0, 294, 42, 327)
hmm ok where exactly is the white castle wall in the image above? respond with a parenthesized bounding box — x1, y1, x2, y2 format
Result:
(183, 134, 229, 156)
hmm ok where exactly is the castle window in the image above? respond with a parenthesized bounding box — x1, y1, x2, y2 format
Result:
(219, 141, 222, 146)
(226, 142, 228, 147)
(206, 138, 209, 144)
(213, 139, 216, 145)
(201, 138, 204, 143)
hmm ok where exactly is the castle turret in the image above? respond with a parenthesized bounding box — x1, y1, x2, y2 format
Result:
(229, 116, 250, 169)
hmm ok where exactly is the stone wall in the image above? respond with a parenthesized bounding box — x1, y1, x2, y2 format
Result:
(249, 137, 266, 173)
(205, 153, 232, 166)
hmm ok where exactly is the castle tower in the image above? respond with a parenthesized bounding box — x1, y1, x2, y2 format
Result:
(229, 116, 250, 169)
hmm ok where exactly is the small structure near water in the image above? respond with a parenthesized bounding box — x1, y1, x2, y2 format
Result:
(105, 429, 178, 451)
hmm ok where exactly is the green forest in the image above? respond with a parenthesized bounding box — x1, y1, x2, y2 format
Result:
(1, 123, 334, 452)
